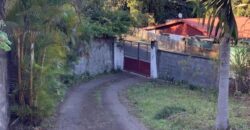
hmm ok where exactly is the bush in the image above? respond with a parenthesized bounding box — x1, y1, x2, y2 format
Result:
(231, 44, 250, 93)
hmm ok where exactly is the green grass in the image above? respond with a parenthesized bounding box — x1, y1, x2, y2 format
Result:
(127, 82, 250, 130)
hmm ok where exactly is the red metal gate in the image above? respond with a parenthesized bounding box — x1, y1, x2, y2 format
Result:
(123, 40, 150, 77)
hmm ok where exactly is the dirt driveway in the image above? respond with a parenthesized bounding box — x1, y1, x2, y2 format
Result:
(53, 73, 148, 130)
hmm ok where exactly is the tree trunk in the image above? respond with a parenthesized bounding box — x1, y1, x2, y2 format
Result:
(29, 42, 34, 107)
(17, 36, 25, 105)
(0, 0, 5, 19)
(40, 47, 46, 84)
(216, 33, 231, 130)
(28, 31, 37, 108)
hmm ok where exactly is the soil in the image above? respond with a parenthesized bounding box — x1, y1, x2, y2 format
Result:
(52, 72, 148, 130)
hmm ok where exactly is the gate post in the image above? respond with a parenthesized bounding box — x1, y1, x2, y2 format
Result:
(114, 40, 124, 70)
(150, 41, 158, 78)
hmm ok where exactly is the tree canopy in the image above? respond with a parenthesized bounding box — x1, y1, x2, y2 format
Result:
(233, 0, 250, 17)
(126, 0, 197, 25)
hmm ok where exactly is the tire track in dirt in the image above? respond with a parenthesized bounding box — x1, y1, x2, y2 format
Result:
(54, 73, 148, 130)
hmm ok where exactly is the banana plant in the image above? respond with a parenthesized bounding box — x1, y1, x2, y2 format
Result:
(0, 20, 11, 51)
(0, 31, 11, 51)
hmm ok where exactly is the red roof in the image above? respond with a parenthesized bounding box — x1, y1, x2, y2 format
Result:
(144, 17, 250, 39)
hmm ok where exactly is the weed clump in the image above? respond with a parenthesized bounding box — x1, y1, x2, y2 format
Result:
(155, 106, 186, 120)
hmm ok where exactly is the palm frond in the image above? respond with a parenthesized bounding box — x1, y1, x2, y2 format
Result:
(200, 0, 238, 43)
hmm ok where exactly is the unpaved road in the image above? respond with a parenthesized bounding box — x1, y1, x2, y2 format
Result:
(53, 73, 148, 130)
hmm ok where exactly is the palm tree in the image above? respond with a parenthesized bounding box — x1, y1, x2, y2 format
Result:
(199, 0, 238, 129)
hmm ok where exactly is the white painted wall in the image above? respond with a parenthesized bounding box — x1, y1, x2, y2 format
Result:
(140, 29, 184, 44)
(114, 42, 124, 70)
(148, 30, 156, 34)
(150, 41, 158, 78)
(169, 34, 184, 41)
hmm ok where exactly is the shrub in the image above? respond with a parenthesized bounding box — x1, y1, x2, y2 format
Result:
(231, 44, 250, 93)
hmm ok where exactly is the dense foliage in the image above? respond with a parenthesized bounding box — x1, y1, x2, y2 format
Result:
(126, 0, 196, 25)
(91, 0, 197, 26)
(233, 0, 250, 17)
(231, 43, 250, 93)
(134, 0, 196, 23)
(5, 0, 132, 127)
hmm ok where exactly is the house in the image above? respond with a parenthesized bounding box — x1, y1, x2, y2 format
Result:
(144, 17, 250, 42)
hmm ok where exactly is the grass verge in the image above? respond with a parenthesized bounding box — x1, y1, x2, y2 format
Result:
(126, 82, 250, 130)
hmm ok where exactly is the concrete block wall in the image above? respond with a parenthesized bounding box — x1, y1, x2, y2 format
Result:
(74, 38, 114, 76)
(158, 50, 219, 88)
